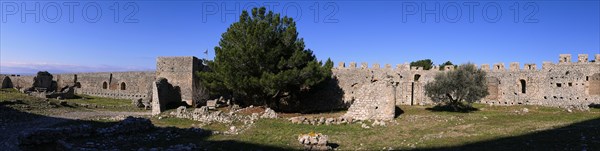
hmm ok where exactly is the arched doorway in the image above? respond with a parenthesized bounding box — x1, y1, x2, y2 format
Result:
(120, 82, 126, 90)
(102, 82, 108, 89)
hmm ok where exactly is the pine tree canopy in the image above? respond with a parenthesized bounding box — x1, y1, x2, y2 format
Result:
(197, 7, 333, 109)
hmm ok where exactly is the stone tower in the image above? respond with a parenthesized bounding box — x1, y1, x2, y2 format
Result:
(155, 56, 207, 106)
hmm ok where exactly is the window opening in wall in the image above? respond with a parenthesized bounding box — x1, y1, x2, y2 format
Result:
(520, 79, 526, 94)
(102, 82, 108, 89)
(556, 83, 562, 87)
(414, 74, 421, 81)
(568, 83, 572, 87)
(120, 82, 126, 90)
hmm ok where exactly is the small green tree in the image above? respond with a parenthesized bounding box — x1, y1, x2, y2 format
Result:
(424, 63, 488, 111)
(197, 7, 332, 110)
(438, 61, 454, 70)
(410, 59, 434, 70)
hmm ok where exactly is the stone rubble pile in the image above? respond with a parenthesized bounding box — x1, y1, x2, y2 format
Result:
(298, 132, 332, 151)
(172, 106, 279, 123)
(289, 116, 354, 125)
(205, 96, 231, 109)
(19, 116, 207, 150)
(171, 106, 235, 124)
(132, 98, 152, 109)
(170, 106, 278, 135)
(261, 108, 278, 118)
(561, 104, 591, 112)
(97, 116, 154, 136)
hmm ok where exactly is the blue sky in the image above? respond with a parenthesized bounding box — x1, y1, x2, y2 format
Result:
(1, 0, 599, 74)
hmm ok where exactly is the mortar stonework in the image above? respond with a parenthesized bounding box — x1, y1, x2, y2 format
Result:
(1, 54, 598, 118)
(336, 54, 600, 120)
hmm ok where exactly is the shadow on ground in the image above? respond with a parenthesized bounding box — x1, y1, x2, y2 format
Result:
(425, 104, 479, 113)
(0, 102, 290, 151)
(419, 117, 600, 151)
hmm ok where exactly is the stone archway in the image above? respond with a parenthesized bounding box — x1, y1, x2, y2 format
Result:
(1, 76, 13, 88)
(120, 82, 127, 90)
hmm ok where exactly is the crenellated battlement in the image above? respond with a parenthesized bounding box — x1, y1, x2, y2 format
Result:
(493, 63, 506, 72)
(334, 54, 599, 73)
(524, 64, 537, 71)
(558, 53, 600, 63)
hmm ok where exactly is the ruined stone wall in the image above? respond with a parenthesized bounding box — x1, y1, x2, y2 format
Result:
(334, 62, 441, 120)
(2, 54, 598, 119)
(54, 72, 155, 101)
(0, 75, 11, 88)
(336, 54, 600, 120)
(8, 75, 35, 89)
(478, 54, 600, 108)
(156, 56, 207, 106)
(333, 62, 441, 108)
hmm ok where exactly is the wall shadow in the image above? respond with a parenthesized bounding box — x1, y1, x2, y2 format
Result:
(296, 77, 347, 113)
(418, 117, 600, 151)
(395, 106, 405, 118)
(2, 76, 14, 88)
(0, 103, 290, 151)
(425, 104, 479, 113)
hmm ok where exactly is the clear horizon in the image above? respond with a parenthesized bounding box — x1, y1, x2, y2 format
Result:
(1, 0, 599, 74)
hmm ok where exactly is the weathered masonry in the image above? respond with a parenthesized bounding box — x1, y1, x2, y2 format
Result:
(338, 54, 600, 120)
(2, 56, 207, 115)
(2, 54, 599, 120)
(152, 56, 208, 115)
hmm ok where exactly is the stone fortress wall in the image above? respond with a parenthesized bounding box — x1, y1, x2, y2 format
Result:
(338, 54, 600, 120)
(2, 54, 599, 120)
(4, 72, 156, 101)
(156, 56, 208, 106)
(1, 57, 205, 113)
(58, 72, 156, 101)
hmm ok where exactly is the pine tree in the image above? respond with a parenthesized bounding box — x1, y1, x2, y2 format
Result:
(197, 7, 332, 109)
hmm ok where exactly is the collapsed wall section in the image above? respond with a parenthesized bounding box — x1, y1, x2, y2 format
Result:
(334, 62, 440, 120)
(8, 75, 35, 90)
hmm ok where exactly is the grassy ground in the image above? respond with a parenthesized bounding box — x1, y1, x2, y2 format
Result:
(0, 88, 145, 114)
(146, 104, 600, 150)
(0, 88, 84, 115)
(141, 103, 597, 150)
(65, 94, 147, 112)
(3, 88, 600, 150)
